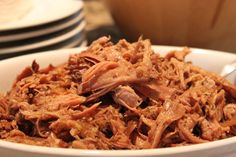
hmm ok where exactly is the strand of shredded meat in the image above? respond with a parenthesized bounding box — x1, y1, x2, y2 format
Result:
(0, 36, 236, 149)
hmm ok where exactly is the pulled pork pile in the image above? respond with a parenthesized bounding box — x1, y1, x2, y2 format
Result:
(1, 37, 236, 149)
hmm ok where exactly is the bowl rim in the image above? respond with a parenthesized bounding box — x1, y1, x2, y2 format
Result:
(0, 135, 236, 156)
(1, 46, 236, 156)
(1, 45, 236, 63)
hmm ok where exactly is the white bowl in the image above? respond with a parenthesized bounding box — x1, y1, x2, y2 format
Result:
(0, 46, 236, 157)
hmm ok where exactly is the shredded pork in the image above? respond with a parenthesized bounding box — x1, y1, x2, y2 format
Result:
(0, 37, 236, 149)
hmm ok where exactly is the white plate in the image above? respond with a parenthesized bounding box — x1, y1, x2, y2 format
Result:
(0, 34, 86, 59)
(0, 0, 83, 31)
(46, 33, 85, 50)
(79, 40, 87, 47)
(0, 46, 236, 157)
(0, 21, 85, 54)
(0, 12, 84, 42)
(62, 35, 86, 48)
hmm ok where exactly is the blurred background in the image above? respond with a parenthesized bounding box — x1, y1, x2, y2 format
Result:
(0, 0, 236, 59)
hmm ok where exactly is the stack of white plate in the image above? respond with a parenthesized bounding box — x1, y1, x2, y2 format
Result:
(0, 0, 86, 59)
